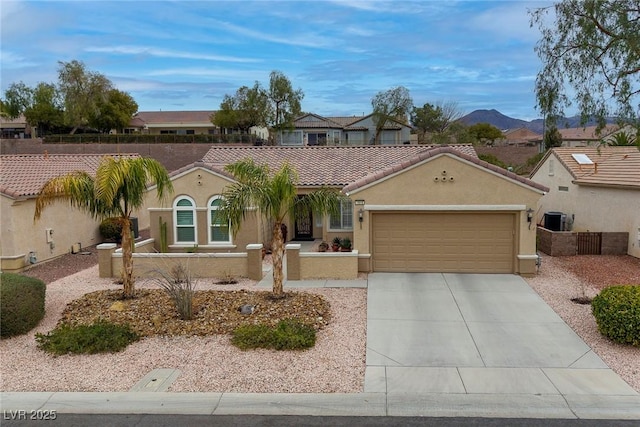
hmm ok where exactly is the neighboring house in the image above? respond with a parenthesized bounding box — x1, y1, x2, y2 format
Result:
(533, 125, 619, 153)
(502, 128, 539, 146)
(278, 113, 413, 146)
(126, 110, 268, 139)
(530, 146, 640, 258)
(0, 115, 30, 139)
(557, 125, 619, 147)
(0, 153, 146, 272)
(144, 144, 547, 275)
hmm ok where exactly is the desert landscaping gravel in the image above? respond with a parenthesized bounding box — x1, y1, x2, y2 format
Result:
(1, 252, 638, 393)
(525, 254, 640, 392)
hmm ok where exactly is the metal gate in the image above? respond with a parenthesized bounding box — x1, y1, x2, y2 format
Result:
(577, 232, 602, 255)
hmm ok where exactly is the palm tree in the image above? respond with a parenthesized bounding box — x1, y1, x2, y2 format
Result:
(34, 156, 173, 298)
(217, 158, 344, 297)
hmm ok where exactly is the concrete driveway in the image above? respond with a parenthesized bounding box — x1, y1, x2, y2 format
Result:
(364, 273, 638, 410)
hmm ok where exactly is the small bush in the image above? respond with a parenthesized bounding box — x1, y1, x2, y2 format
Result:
(0, 273, 46, 338)
(35, 321, 139, 355)
(99, 217, 123, 242)
(232, 319, 316, 350)
(591, 285, 640, 347)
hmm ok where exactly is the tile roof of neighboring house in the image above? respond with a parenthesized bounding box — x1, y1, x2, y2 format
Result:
(194, 144, 546, 193)
(0, 154, 139, 199)
(130, 111, 216, 127)
(292, 114, 344, 129)
(535, 146, 640, 189)
(557, 125, 618, 141)
(293, 113, 411, 131)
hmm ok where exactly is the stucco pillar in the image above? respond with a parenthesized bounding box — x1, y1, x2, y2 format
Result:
(285, 243, 301, 281)
(97, 243, 117, 278)
(246, 244, 264, 281)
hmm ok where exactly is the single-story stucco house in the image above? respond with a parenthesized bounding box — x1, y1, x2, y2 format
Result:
(0, 153, 146, 272)
(126, 110, 268, 140)
(143, 144, 547, 276)
(530, 146, 640, 258)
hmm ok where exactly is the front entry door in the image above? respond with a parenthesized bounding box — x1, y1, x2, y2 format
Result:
(294, 199, 314, 240)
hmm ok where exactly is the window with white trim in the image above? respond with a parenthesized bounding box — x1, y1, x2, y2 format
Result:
(208, 196, 231, 244)
(330, 199, 353, 230)
(173, 196, 196, 243)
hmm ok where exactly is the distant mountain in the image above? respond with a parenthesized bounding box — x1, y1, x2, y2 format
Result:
(460, 109, 535, 132)
(460, 109, 618, 135)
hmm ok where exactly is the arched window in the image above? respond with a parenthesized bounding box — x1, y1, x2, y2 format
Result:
(173, 196, 196, 244)
(208, 196, 231, 244)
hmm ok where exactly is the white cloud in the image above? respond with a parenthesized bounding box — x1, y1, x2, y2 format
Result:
(85, 46, 260, 63)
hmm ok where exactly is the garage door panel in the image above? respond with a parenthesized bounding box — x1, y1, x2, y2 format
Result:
(372, 213, 515, 273)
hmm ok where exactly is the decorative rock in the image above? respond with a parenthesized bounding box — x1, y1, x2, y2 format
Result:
(109, 301, 126, 312)
(239, 304, 255, 315)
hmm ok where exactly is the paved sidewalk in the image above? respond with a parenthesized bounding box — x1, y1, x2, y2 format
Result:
(1, 273, 639, 419)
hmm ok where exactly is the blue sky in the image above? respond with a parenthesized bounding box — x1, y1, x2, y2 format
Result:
(1, 0, 553, 121)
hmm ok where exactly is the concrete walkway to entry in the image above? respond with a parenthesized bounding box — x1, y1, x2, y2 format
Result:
(364, 273, 639, 418)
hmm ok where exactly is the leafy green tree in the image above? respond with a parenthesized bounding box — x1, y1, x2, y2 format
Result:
(530, 0, 640, 129)
(90, 89, 138, 133)
(57, 60, 113, 134)
(3, 82, 32, 119)
(411, 101, 462, 143)
(24, 83, 65, 137)
(3, 82, 64, 136)
(268, 71, 303, 144)
(213, 82, 269, 133)
(216, 159, 344, 297)
(468, 123, 504, 145)
(371, 86, 413, 144)
(34, 156, 173, 298)
(544, 126, 563, 150)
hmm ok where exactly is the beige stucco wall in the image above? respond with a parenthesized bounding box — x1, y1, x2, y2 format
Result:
(1, 195, 103, 271)
(347, 154, 544, 274)
(146, 167, 261, 252)
(531, 155, 640, 258)
(299, 252, 359, 279)
(111, 253, 249, 279)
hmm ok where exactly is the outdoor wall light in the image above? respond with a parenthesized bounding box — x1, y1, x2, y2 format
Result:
(527, 208, 535, 230)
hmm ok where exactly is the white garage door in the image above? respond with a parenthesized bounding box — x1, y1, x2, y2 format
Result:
(372, 212, 515, 273)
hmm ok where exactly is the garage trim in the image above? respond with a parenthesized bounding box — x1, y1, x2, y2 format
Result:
(365, 204, 527, 211)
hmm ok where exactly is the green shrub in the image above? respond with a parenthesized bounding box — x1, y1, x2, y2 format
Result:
(232, 319, 316, 350)
(0, 273, 46, 338)
(478, 153, 508, 169)
(592, 285, 640, 347)
(99, 217, 123, 242)
(35, 321, 139, 355)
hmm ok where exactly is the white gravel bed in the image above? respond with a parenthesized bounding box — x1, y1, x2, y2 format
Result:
(0, 266, 367, 393)
(525, 254, 640, 392)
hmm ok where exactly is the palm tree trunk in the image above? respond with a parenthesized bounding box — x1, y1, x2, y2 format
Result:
(271, 222, 285, 297)
(120, 217, 135, 298)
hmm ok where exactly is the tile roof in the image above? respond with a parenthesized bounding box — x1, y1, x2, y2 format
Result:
(544, 146, 640, 189)
(131, 111, 216, 126)
(343, 146, 548, 194)
(200, 145, 478, 187)
(557, 125, 619, 141)
(0, 154, 139, 199)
